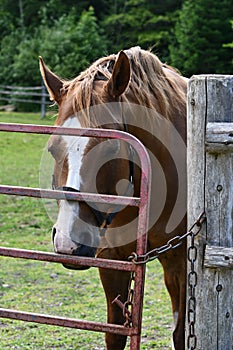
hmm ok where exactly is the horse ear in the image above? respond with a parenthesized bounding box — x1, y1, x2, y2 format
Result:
(107, 51, 130, 98)
(39, 56, 63, 104)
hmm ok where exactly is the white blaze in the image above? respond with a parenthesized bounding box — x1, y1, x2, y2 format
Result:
(62, 117, 90, 190)
(53, 117, 91, 254)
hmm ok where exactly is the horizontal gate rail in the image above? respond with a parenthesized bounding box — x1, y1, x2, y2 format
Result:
(0, 246, 135, 271)
(0, 308, 133, 335)
(0, 184, 140, 207)
(0, 122, 152, 350)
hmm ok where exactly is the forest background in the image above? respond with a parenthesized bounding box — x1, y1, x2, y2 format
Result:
(0, 0, 232, 105)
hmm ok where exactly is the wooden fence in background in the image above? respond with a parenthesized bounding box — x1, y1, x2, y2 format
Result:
(0, 84, 50, 118)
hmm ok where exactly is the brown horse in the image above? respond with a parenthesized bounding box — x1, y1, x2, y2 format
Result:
(39, 47, 187, 349)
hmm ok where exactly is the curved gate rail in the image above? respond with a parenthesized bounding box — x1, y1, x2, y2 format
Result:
(0, 122, 152, 350)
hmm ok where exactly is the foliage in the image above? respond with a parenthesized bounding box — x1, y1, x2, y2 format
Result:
(102, 0, 183, 61)
(0, 0, 232, 98)
(169, 0, 233, 76)
(0, 0, 87, 34)
(0, 31, 22, 85)
(60, 6, 107, 77)
(0, 6, 106, 87)
(0, 0, 185, 90)
(37, 6, 107, 79)
(223, 20, 233, 63)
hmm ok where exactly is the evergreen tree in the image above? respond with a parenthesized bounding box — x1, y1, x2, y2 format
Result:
(102, 0, 183, 60)
(0, 7, 107, 87)
(63, 6, 107, 75)
(1, 0, 231, 93)
(170, 0, 233, 76)
(0, 0, 89, 33)
(224, 20, 233, 59)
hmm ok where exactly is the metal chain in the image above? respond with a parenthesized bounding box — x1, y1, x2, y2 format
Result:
(111, 271, 135, 327)
(128, 212, 205, 264)
(128, 211, 206, 348)
(113, 212, 206, 337)
(187, 212, 205, 349)
(187, 227, 197, 349)
(124, 271, 135, 327)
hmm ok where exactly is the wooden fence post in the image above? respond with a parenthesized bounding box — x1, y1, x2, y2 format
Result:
(41, 83, 47, 119)
(186, 75, 233, 349)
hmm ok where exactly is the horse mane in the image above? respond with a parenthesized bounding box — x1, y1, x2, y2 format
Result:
(62, 47, 187, 127)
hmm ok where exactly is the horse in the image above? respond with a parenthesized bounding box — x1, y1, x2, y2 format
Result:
(39, 46, 187, 350)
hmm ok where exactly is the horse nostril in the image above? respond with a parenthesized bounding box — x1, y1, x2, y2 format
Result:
(52, 227, 57, 242)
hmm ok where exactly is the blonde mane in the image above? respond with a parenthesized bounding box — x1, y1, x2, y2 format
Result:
(62, 47, 187, 126)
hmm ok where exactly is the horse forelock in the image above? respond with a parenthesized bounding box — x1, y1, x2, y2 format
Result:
(62, 47, 187, 127)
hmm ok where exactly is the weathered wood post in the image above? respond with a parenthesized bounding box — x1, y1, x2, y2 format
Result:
(186, 75, 233, 349)
(41, 83, 47, 119)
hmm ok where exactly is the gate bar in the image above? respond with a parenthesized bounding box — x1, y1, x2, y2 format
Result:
(0, 184, 140, 207)
(0, 246, 135, 272)
(0, 308, 133, 335)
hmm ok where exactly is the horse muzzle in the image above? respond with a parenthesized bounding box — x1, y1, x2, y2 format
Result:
(61, 244, 97, 270)
(52, 227, 97, 270)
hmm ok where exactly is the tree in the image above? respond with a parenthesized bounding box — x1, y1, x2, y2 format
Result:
(0, 0, 89, 33)
(0, 0, 185, 86)
(101, 0, 183, 61)
(0, 7, 107, 87)
(62, 6, 107, 76)
(224, 20, 233, 63)
(170, 0, 233, 76)
(0, 31, 22, 85)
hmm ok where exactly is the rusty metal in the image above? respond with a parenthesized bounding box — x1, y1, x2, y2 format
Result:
(0, 246, 135, 272)
(111, 268, 136, 328)
(0, 308, 133, 335)
(0, 185, 140, 207)
(123, 271, 135, 327)
(112, 295, 132, 318)
(0, 122, 152, 350)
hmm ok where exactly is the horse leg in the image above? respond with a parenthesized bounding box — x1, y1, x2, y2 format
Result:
(98, 267, 131, 350)
(159, 243, 186, 350)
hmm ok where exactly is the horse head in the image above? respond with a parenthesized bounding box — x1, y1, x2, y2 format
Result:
(40, 52, 137, 268)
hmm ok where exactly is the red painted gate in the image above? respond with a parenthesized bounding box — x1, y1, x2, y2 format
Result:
(0, 122, 151, 349)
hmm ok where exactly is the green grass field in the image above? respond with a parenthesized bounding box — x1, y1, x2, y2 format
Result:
(0, 112, 173, 349)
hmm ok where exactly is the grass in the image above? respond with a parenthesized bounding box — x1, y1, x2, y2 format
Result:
(0, 112, 173, 349)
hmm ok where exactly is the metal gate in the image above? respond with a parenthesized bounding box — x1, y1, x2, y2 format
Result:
(0, 122, 151, 349)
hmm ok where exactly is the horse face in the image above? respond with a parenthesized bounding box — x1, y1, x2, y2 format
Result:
(49, 119, 126, 249)
(48, 117, 98, 260)
(40, 52, 131, 267)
